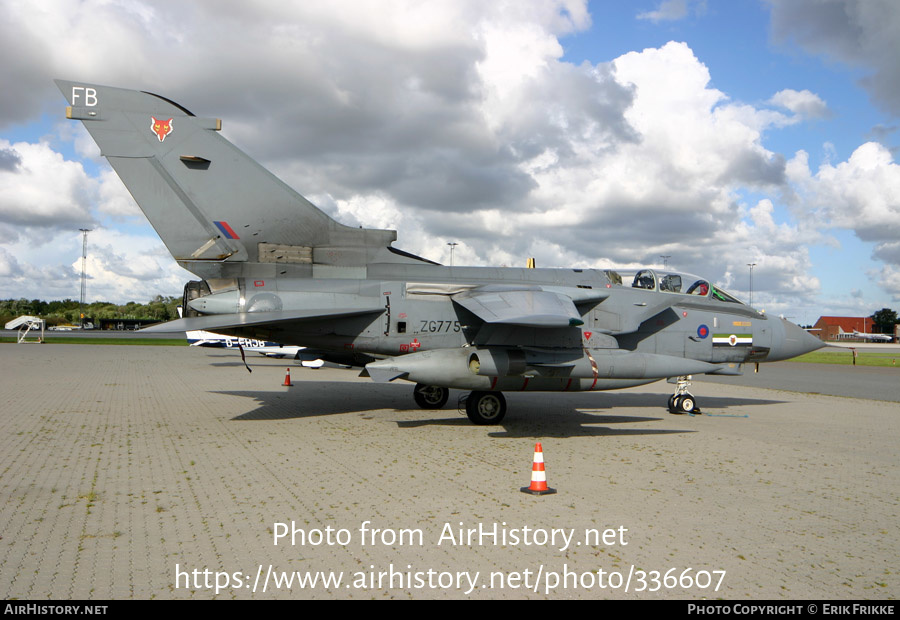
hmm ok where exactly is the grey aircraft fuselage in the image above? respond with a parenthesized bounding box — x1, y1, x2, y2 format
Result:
(181, 263, 812, 393)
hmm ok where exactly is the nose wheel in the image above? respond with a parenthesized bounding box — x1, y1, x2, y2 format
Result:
(668, 376, 700, 414)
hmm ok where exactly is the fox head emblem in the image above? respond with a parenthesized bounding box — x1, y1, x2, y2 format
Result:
(150, 117, 174, 142)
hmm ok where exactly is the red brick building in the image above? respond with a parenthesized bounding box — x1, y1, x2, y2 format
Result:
(811, 316, 877, 341)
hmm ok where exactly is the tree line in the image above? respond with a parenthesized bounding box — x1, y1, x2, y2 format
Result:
(1, 295, 180, 327)
(3, 296, 896, 334)
(872, 308, 898, 335)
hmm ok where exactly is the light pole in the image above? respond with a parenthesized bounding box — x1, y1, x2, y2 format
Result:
(747, 262, 757, 308)
(79, 228, 92, 327)
(660, 255, 671, 270)
(447, 242, 458, 266)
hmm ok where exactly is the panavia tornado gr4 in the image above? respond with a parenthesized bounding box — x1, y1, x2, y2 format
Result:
(57, 80, 825, 424)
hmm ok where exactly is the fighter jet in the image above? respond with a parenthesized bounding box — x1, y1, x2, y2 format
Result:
(56, 80, 825, 424)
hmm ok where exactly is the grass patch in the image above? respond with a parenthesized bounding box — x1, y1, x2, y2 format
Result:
(793, 350, 900, 367)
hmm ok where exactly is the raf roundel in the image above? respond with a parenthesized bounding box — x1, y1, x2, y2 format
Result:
(697, 324, 709, 339)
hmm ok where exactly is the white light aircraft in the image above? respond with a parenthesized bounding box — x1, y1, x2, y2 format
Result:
(851, 330, 893, 342)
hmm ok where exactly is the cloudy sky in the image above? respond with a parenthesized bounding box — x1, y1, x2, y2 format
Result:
(1, 0, 899, 324)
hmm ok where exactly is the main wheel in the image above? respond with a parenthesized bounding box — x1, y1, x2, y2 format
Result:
(465, 391, 507, 425)
(413, 384, 449, 409)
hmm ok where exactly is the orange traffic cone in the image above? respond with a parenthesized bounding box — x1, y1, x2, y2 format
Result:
(283, 368, 292, 386)
(520, 442, 557, 495)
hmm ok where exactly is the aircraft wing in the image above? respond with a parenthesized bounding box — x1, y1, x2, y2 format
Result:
(450, 283, 687, 335)
(188, 338, 223, 346)
(141, 307, 384, 333)
(451, 286, 585, 328)
(613, 295, 686, 335)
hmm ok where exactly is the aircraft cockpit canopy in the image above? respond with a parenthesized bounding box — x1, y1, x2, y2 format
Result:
(628, 269, 741, 304)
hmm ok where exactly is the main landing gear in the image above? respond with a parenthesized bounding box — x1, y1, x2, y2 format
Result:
(668, 375, 700, 414)
(412, 384, 508, 425)
(463, 391, 507, 425)
(413, 379, 702, 422)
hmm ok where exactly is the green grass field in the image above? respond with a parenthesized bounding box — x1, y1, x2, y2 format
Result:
(792, 350, 900, 367)
(0, 337, 187, 346)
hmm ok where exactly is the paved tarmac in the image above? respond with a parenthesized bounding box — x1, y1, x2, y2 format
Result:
(698, 361, 900, 402)
(1, 343, 897, 599)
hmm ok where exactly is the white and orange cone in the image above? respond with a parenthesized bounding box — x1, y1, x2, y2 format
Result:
(520, 442, 557, 495)
(283, 368, 292, 387)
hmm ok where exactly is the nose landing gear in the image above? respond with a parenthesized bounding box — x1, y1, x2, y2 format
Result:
(668, 375, 700, 414)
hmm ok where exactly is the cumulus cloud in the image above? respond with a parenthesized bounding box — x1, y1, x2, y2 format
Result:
(95, 167, 142, 218)
(875, 264, 900, 301)
(73, 232, 192, 302)
(873, 241, 900, 265)
(0, 139, 95, 234)
(787, 142, 900, 243)
(0, 246, 22, 278)
(768, 0, 900, 117)
(0, 227, 192, 303)
(637, 0, 690, 22)
(0, 147, 21, 171)
(504, 43, 796, 269)
(768, 89, 830, 120)
(786, 142, 900, 298)
(0, 0, 897, 308)
(0, 132, 189, 302)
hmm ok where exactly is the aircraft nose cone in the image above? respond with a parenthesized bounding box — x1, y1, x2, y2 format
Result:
(769, 319, 826, 361)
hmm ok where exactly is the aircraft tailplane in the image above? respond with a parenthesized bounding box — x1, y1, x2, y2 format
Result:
(56, 80, 418, 278)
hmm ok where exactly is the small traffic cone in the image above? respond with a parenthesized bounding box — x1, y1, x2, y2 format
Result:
(520, 442, 556, 495)
(283, 368, 292, 387)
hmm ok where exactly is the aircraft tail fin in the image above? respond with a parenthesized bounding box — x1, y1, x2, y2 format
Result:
(56, 80, 410, 277)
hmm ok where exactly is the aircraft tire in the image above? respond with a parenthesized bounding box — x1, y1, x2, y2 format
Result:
(676, 394, 697, 414)
(413, 384, 449, 409)
(465, 391, 507, 425)
(668, 394, 677, 413)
